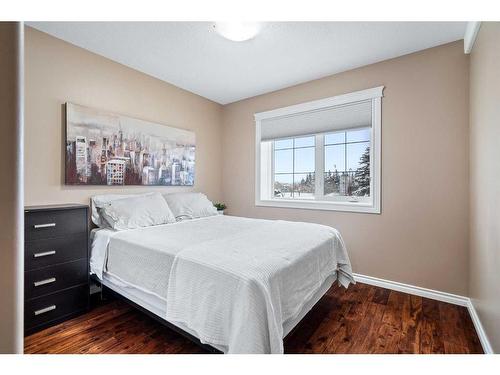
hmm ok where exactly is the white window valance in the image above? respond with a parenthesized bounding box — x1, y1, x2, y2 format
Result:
(260, 100, 372, 141)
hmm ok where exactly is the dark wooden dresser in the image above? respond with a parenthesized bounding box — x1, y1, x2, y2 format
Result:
(24, 204, 89, 335)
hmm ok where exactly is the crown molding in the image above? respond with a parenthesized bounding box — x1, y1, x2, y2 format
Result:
(464, 22, 482, 54)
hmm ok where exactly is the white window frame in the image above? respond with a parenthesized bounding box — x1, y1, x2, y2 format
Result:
(254, 86, 384, 214)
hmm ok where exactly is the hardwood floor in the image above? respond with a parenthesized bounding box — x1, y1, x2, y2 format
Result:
(24, 282, 483, 354)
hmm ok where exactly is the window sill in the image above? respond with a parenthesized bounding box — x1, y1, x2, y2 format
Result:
(255, 198, 380, 214)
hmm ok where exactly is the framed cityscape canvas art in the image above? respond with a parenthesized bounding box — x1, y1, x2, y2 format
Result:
(65, 103, 195, 186)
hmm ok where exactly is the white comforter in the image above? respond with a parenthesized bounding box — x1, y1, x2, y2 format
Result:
(91, 215, 353, 354)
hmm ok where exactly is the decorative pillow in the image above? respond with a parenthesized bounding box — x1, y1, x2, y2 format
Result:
(91, 193, 152, 227)
(100, 192, 176, 230)
(163, 192, 218, 220)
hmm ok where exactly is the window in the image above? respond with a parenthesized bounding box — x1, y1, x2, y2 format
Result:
(323, 128, 371, 202)
(273, 136, 315, 200)
(255, 86, 383, 213)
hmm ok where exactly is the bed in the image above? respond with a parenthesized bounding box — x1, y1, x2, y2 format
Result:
(90, 208, 354, 354)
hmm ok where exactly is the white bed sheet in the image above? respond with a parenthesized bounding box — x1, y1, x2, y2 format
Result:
(90, 215, 354, 354)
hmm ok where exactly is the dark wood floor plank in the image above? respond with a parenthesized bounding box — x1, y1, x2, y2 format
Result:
(345, 301, 385, 353)
(24, 282, 483, 354)
(372, 320, 400, 353)
(444, 341, 470, 354)
(398, 294, 422, 354)
(343, 282, 373, 320)
(420, 298, 445, 354)
(371, 287, 391, 305)
(369, 291, 406, 353)
(301, 282, 362, 353)
(439, 302, 469, 349)
(320, 306, 360, 353)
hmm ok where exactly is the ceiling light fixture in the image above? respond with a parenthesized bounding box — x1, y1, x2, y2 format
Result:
(213, 22, 261, 42)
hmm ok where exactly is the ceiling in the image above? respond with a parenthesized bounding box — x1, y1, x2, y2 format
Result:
(27, 22, 467, 105)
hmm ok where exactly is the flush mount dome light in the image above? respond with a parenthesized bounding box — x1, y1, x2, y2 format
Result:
(214, 22, 261, 42)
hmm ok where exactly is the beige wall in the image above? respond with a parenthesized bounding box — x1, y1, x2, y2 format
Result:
(0, 22, 23, 353)
(469, 22, 500, 353)
(25, 27, 223, 206)
(222, 41, 470, 295)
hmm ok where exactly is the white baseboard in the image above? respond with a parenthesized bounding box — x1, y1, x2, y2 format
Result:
(353, 273, 494, 354)
(467, 300, 494, 354)
(353, 273, 469, 306)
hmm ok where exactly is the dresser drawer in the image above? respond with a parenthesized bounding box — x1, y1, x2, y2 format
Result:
(25, 208, 87, 241)
(25, 234, 87, 271)
(25, 284, 88, 331)
(25, 259, 88, 299)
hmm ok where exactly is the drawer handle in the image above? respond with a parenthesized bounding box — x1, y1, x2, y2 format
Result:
(34, 223, 56, 229)
(34, 305, 56, 316)
(33, 250, 56, 258)
(34, 277, 56, 287)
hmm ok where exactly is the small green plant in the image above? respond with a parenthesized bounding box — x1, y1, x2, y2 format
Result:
(214, 202, 227, 211)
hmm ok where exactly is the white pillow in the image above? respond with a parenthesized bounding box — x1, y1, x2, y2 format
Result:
(163, 192, 217, 220)
(91, 193, 152, 227)
(100, 192, 176, 230)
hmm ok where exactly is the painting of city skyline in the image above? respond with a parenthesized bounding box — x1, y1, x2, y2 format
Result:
(65, 103, 195, 186)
